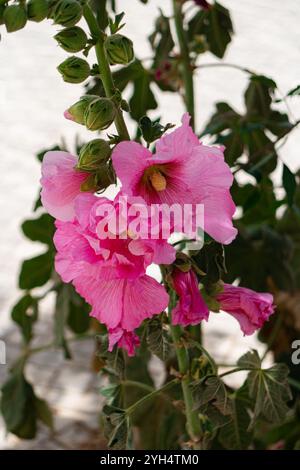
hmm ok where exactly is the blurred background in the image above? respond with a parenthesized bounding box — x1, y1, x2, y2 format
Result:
(1, 0, 300, 449)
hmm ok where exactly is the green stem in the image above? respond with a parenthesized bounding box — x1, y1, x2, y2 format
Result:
(125, 379, 179, 416)
(83, 3, 130, 141)
(168, 293, 202, 447)
(121, 380, 154, 394)
(172, 0, 195, 128)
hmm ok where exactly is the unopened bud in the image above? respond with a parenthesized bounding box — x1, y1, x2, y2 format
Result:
(78, 139, 111, 171)
(84, 98, 116, 131)
(52, 0, 82, 27)
(27, 0, 49, 22)
(57, 56, 90, 83)
(64, 95, 98, 124)
(54, 26, 87, 52)
(105, 34, 134, 66)
(3, 5, 27, 33)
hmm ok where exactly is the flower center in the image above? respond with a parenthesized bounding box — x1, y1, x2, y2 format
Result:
(149, 170, 167, 191)
(142, 165, 167, 192)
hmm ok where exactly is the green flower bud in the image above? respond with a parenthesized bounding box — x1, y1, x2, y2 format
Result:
(104, 34, 134, 66)
(3, 5, 27, 33)
(57, 56, 90, 84)
(54, 26, 87, 53)
(52, 0, 82, 27)
(78, 139, 111, 171)
(64, 95, 98, 124)
(84, 98, 116, 131)
(27, 0, 49, 22)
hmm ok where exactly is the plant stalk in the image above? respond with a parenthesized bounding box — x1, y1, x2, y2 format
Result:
(83, 3, 130, 141)
(172, 0, 195, 128)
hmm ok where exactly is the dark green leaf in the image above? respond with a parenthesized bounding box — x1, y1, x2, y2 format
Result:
(102, 405, 128, 450)
(11, 294, 38, 344)
(129, 68, 157, 120)
(245, 75, 276, 119)
(22, 213, 55, 246)
(34, 397, 54, 431)
(283, 164, 297, 207)
(67, 287, 91, 334)
(146, 316, 170, 361)
(19, 250, 54, 289)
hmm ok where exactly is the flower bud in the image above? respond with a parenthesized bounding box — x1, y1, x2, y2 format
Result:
(104, 34, 134, 66)
(57, 56, 90, 83)
(54, 26, 87, 52)
(84, 98, 116, 131)
(52, 0, 82, 27)
(64, 95, 98, 124)
(27, 0, 49, 22)
(3, 4, 27, 33)
(78, 139, 111, 171)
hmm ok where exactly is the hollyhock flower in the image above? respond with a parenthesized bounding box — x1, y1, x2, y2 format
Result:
(108, 327, 140, 357)
(216, 284, 275, 335)
(172, 269, 209, 326)
(112, 113, 237, 244)
(41, 151, 88, 221)
(53, 192, 171, 353)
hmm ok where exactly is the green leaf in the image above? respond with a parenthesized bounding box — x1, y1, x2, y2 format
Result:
(237, 349, 261, 369)
(11, 294, 38, 344)
(246, 363, 292, 425)
(67, 287, 91, 334)
(22, 213, 55, 246)
(245, 75, 276, 119)
(129, 70, 157, 120)
(283, 164, 297, 207)
(192, 376, 231, 416)
(218, 388, 252, 449)
(149, 11, 174, 70)
(35, 397, 54, 431)
(1, 371, 29, 432)
(146, 316, 170, 361)
(19, 250, 54, 290)
(188, 2, 233, 59)
(102, 405, 128, 450)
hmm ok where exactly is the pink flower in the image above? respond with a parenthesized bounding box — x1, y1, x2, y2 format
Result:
(108, 327, 140, 357)
(112, 113, 237, 244)
(172, 269, 209, 326)
(53, 192, 171, 353)
(41, 151, 88, 222)
(216, 284, 275, 335)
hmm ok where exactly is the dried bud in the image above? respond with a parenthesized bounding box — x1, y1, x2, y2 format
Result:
(57, 56, 90, 83)
(78, 139, 111, 171)
(27, 0, 49, 22)
(104, 34, 134, 66)
(64, 95, 98, 124)
(54, 26, 87, 52)
(3, 4, 27, 33)
(84, 98, 116, 131)
(52, 0, 82, 27)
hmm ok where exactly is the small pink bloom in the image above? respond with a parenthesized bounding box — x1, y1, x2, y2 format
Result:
(108, 327, 140, 357)
(112, 113, 237, 244)
(41, 151, 88, 221)
(172, 269, 209, 326)
(64, 110, 74, 121)
(216, 284, 275, 335)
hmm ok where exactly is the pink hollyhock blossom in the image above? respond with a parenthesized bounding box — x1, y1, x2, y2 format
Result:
(41, 151, 88, 222)
(53, 192, 171, 353)
(108, 327, 140, 357)
(216, 284, 275, 335)
(172, 269, 209, 326)
(112, 113, 237, 244)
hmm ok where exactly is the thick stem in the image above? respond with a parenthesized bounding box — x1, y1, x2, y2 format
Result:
(172, 0, 195, 128)
(168, 294, 202, 447)
(83, 3, 130, 141)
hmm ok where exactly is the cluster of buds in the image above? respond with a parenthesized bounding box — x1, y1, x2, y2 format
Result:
(1, 0, 83, 33)
(65, 95, 116, 131)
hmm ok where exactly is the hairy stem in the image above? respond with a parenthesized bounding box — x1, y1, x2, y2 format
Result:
(83, 3, 130, 141)
(172, 0, 195, 128)
(168, 293, 202, 448)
